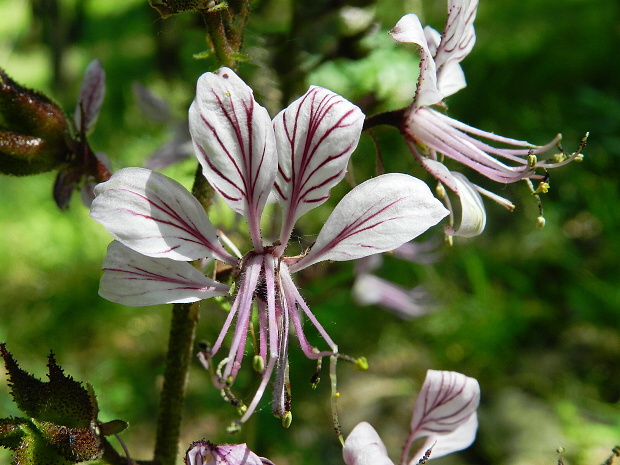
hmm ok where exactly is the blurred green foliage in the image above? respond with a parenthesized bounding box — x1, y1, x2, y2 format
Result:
(0, 0, 619, 464)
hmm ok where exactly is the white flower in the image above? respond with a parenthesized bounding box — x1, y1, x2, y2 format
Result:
(90, 68, 449, 425)
(391, 0, 575, 236)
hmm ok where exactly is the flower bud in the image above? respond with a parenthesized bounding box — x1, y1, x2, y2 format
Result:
(0, 68, 70, 176)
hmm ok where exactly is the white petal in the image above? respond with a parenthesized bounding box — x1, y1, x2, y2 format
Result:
(437, 61, 467, 99)
(409, 414, 479, 464)
(433, 0, 478, 97)
(273, 86, 364, 238)
(343, 422, 395, 465)
(409, 370, 480, 450)
(75, 59, 105, 134)
(416, 159, 486, 237)
(445, 171, 486, 237)
(390, 14, 442, 107)
(90, 167, 232, 262)
(189, 67, 277, 240)
(100, 241, 229, 306)
(290, 174, 448, 272)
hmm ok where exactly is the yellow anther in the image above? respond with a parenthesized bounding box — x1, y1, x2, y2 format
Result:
(354, 357, 369, 371)
(281, 411, 292, 428)
(226, 421, 241, 434)
(551, 153, 567, 163)
(533, 182, 550, 195)
(253, 355, 265, 373)
(435, 182, 446, 199)
(527, 154, 537, 168)
(536, 216, 546, 230)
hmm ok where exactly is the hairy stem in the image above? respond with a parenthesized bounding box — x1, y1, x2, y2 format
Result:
(153, 302, 200, 465)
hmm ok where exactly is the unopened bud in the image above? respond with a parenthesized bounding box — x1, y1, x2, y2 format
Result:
(536, 216, 546, 229)
(0, 69, 69, 176)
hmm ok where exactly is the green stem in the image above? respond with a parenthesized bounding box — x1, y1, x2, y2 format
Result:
(153, 302, 200, 465)
(202, 8, 235, 69)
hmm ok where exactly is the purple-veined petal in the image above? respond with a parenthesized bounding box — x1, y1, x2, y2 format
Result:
(186, 440, 265, 465)
(188, 68, 277, 248)
(289, 173, 449, 272)
(272, 86, 364, 244)
(74, 59, 105, 135)
(390, 14, 442, 108)
(99, 241, 229, 307)
(403, 370, 480, 462)
(424, 24, 468, 96)
(408, 414, 478, 464)
(343, 422, 395, 465)
(433, 0, 478, 97)
(90, 167, 234, 263)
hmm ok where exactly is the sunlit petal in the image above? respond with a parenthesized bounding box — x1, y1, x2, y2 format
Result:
(90, 167, 233, 263)
(189, 67, 277, 246)
(290, 174, 448, 272)
(100, 241, 229, 307)
(418, 159, 486, 237)
(445, 171, 486, 237)
(409, 414, 479, 464)
(390, 14, 442, 107)
(343, 422, 395, 465)
(433, 0, 478, 97)
(406, 370, 480, 461)
(273, 86, 364, 241)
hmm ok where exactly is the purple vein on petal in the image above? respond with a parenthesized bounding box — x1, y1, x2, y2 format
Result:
(117, 187, 225, 257)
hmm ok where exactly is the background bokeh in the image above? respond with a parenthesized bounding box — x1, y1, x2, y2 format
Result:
(0, 0, 618, 464)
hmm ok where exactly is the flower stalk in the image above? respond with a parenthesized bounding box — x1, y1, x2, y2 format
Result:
(154, 302, 200, 465)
